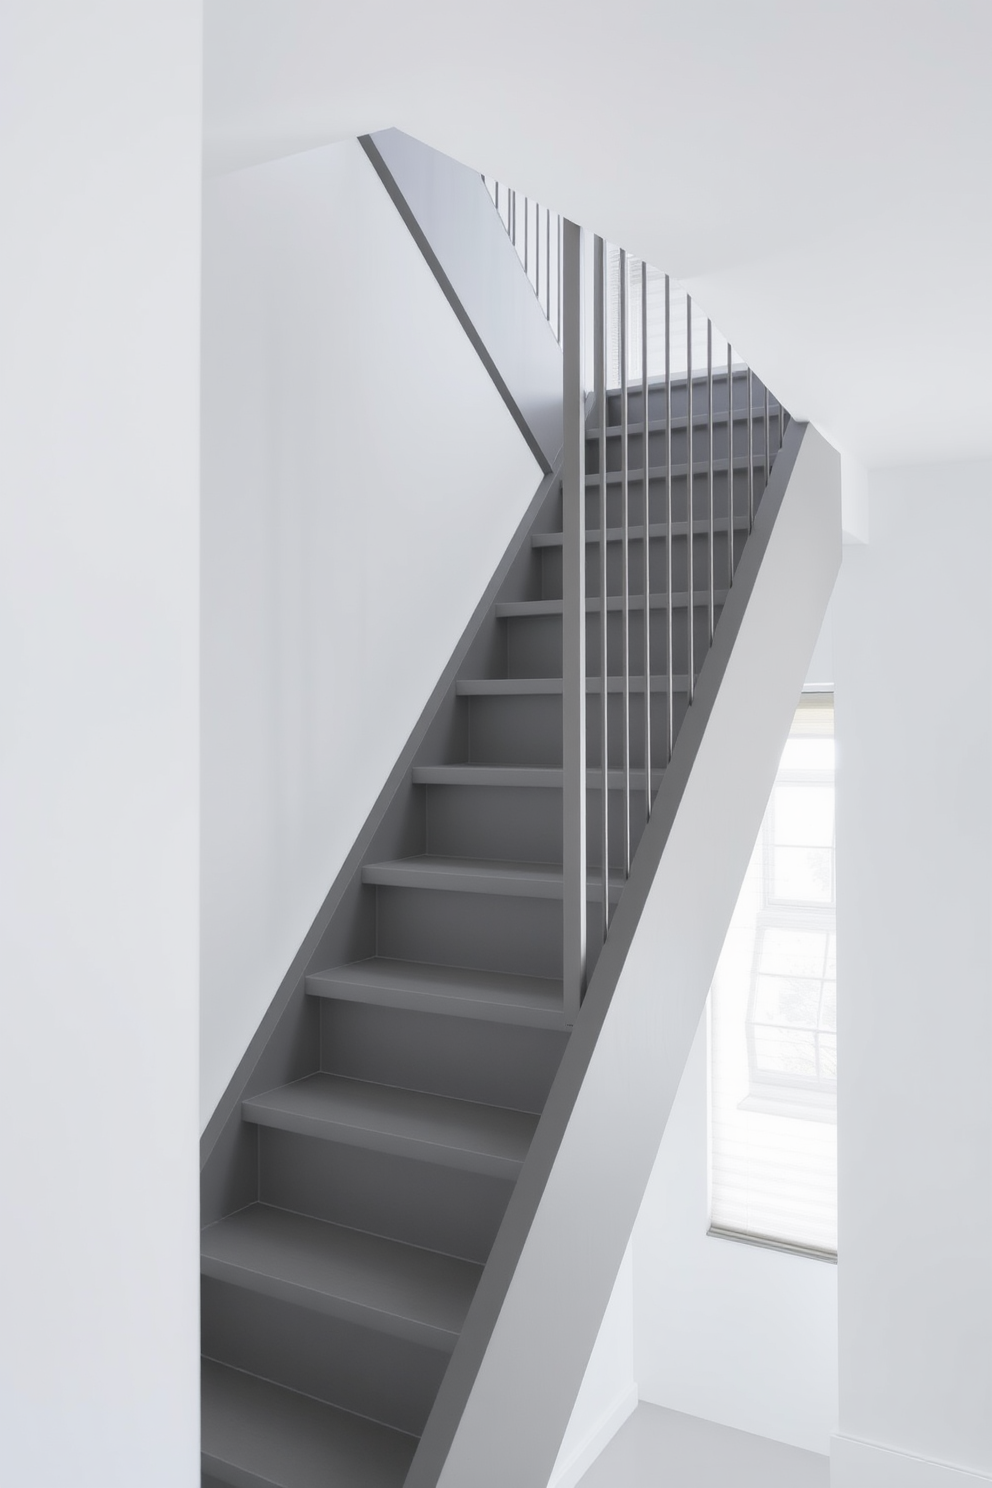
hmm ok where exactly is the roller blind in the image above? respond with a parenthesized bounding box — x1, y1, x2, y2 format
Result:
(708, 695, 837, 1258)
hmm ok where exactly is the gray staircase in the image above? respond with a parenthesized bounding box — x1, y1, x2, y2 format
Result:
(200, 382, 782, 1486)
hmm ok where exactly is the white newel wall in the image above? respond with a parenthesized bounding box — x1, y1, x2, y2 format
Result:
(832, 460, 992, 1487)
(200, 139, 541, 1127)
(1, 5, 202, 1484)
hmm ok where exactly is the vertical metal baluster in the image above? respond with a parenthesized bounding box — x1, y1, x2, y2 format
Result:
(494, 179, 499, 217)
(524, 197, 529, 279)
(727, 343, 735, 589)
(534, 200, 540, 302)
(558, 218, 563, 344)
(686, 295, 694, 705)
(596, 237, 610, 938)
(641, 261, 651, 820)
(665, 275, 673, 766)
(562, 221, 586, 1024)
(545, 207, 551, 322)
(764, 382, 770, 491)
(620, 250, 631, 878)
(707, 320, 714, 646)
(778, 396, 784, 455)
(510, 189, 516, 248)
(747, 367, 754, 533)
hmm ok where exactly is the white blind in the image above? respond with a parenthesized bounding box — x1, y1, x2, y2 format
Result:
(709, 695, 837, 1257)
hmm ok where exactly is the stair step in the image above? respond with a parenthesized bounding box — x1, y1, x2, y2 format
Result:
(533, 517, 747, 547)
(591, 407, 781, 439)
(307, 957, 567, 1029)
(201, 1359, 417, 1488)
(586, 454, 764, 486)
(243, 1072, 538, 1177)
(362, 854, 625, 904)
(201, 1204, 481, 1351)
(495, 591, 727, 618)
(411, 765, 663, 792)
(456, 674, 690, 696)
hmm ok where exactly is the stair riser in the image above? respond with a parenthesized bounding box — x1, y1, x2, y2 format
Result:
(320, 998, 566, 1112)
(258, 1127, 513, 1263)
(202, 1277, 449, 1436)
(539, 530, 743, 602)
(506, 605, 723, 679)
(425, 782, 650, 869)
(587, 416, 784, 475)
(467, 692, 691, 771)
(583, 467, 768, 532)
(604, 373, 775, 425)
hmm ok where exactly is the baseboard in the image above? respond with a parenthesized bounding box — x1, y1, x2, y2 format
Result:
(831, 1433, 992, 1487)
(548, 1384, 639, 1488)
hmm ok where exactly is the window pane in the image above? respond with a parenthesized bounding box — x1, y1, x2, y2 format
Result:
(709, 693, 837, 1255)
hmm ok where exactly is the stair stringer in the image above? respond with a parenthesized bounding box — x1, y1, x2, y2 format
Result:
(405, 420, 842, 1488)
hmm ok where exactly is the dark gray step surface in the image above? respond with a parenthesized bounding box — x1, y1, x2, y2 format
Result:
(201, 1204, 480, 1351)
(243, 1072, 537, 1178)
(201, 1359, 417, 1488)
(586, 454, 767, 486)
(308, 956, 567, 1029)
(362, 854, 625, 904)
(456, 675, 691, 695)
(496, 590, 728, 617)
(592, 407, 782, 438)
(412, 764, 663, 791)
(533, 517, 748, 547)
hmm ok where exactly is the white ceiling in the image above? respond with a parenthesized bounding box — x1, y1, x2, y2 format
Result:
(204, 0, 992, 470)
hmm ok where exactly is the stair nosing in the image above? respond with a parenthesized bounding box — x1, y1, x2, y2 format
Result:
(306, 956, 568, 1030)
(361, 853, 626, 904)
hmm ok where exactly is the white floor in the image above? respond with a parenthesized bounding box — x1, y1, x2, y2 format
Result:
(576, 1403, 830, 1488)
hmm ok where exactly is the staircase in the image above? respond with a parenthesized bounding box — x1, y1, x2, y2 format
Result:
(200, 374, 784, 1487)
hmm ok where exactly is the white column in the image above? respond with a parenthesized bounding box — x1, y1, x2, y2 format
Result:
(0, 5, 203, 1483)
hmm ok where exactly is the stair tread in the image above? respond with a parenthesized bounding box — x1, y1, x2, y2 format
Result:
(496, 591, 727, 617)
(533, 517, 747, 547)
(411, 764, 663, 790)
(201, 1359, 416, 1488)
(202, 1204, 480, 1348)
(308, 956, 566, 1028)
(457, 674, 690, 695)
(363, 854, 625, 903)
(585, 454, 769, 484)
(243, 1071, 538, 1173)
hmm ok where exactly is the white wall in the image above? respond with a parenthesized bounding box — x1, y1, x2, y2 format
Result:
(200, 139, 541, 1126)
(549, 1249, 637, 1488)
(832, 460, 992, 1487)
(629, 599, 840, 1458)
(633, 1017, 839, 1455)
(0, 6, 202, 1485)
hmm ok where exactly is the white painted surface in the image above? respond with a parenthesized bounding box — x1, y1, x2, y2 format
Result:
(832, 1434, 992, 1488)
(427, 429, 841, 1488)
(549, 1249, 637, 1488)
(833, 460, 992, 1482)
(200, 139, 540, 1126)
(203, 1, 992, 471)
(633, 1019, 838, 1454)
(630, 598, 839, 1457)
(0, 5, 202, 1485)
(577, 1402, 829, 1488)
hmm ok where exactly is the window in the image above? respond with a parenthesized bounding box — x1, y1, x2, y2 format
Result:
(708, 695, 837, 1258)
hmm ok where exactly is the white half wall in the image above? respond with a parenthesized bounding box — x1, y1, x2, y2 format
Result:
(832, 459, 992, 1484)
(200, 139, 541, 1126)
(0, 5, 202, 1485)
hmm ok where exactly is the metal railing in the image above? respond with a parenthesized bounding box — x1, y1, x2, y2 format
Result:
(484, 184, 789, 1018)
(561, 223, 788, 1019)
(484, 178, 563, 342)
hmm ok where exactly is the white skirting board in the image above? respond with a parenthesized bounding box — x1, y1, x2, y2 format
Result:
(832, 1435, 992, 1487)
(549, 1385, 639, 1488)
